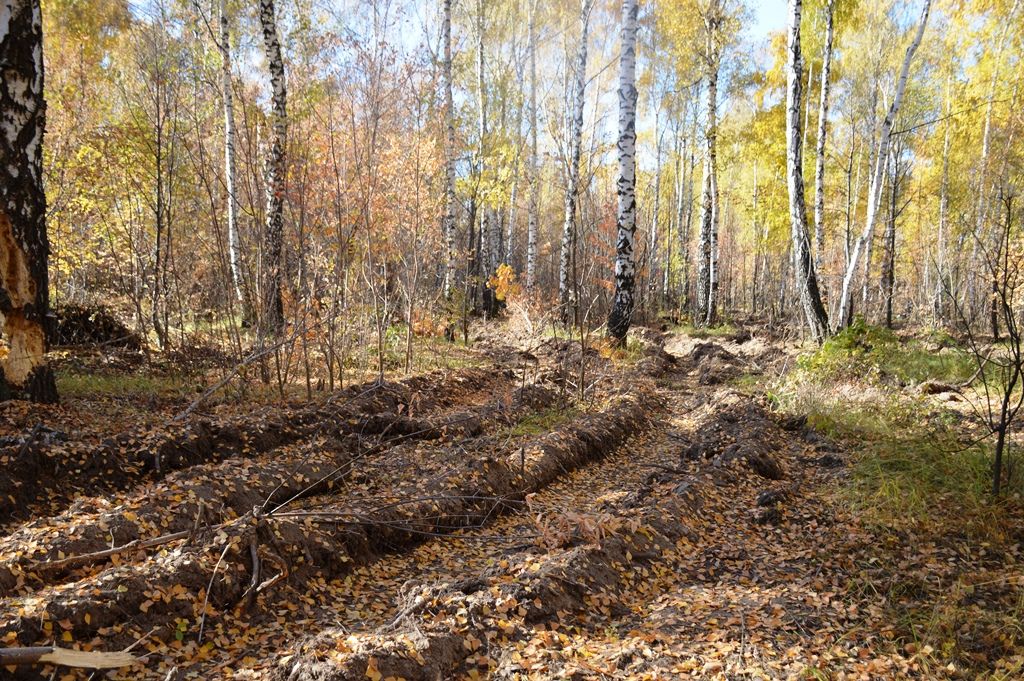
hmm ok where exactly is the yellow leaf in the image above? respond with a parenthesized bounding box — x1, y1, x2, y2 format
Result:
(365, 656, 383, 681)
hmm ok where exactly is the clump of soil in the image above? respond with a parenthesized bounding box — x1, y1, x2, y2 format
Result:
(275, 467, 699, 681)
(50, 304, 141, 349)
(628, 327, 677, 376)
(690, 342, 742, 385)
(682, 391, 788, 481)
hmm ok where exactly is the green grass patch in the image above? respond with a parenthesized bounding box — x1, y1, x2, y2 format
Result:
(770, 320, 1020, 534)
(505, 405, 579, 438)
(799, 319, 974, 386)
(57, 371, 191, 399)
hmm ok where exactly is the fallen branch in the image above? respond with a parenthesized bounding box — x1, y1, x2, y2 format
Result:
(0, 646, 137, 669)
(27, 529, 194, 575)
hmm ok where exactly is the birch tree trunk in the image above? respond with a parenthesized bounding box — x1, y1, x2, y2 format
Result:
(812, 0, 835, 273)
(694, 0, 721, 327)
(505, 167, 519, 267)
(681, 82, 699, 314)
(217, 0, 247, 321)
(476, 0, 494, 315)
(665, 125, 682, 302)
(526, 0, 539, 293)
(834, 0, 930, 330)
(558, 0, 595, 322)
(649, 108, 662, 310)
(442, 0, 457, 299)
(258, 0, 287, 337)
(607, 0, 639, 343)
(935, 73, 951, 321)
(0, 0, 57, 402)
(786, 0, 830, 342)
(882, 151, 899, 329)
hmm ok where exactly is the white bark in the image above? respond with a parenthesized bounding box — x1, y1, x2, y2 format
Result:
(219, 0, 244, 313)
(526, 0, 539, 292)
(607, 0, 639, 341)
(258, 0, 287, 336)
(558, 0, 595, 318)
(695, 0, 721, 326)
(475, 0, 493, 312)
(0, 0, 57, 401)
(442, 0, 457, 299)
(650, 107, 663, 303)
(812, 0, 835, 272)
(936, 73, 951, 318)
(835, 0, 930, 330)
(786, 0, 829, 342)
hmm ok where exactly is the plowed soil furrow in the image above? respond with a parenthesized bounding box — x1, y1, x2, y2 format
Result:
(148, 362, 719, 679)
(0, 368, 511, 527)
(264, 347, 818, 680)
(0, 372, 664, 678)
(258, 366, 714, 680)
(0, 331, 819, 681)
(0, 378, 547, 595)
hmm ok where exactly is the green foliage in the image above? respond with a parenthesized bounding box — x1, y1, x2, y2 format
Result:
(505, 405, 579, 438)
(799, 319, 974, 386)
(774, 322, 1019, 536)
(56, 371, 190, 399)
(841, 399, 1010, 529)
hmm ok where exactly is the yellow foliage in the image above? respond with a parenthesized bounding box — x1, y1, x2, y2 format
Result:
(487, 264, 522, 303)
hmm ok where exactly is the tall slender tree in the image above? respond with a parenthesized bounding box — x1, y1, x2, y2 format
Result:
(694, 0, 722, 326)
(812, 0, 835, 272)
(558, 0, 595, 321)
(835, 0, 931, 329)
(0, 0, 58, 403)
(442, 0, 457, 299)
(218, 0, 248, 320)
(475, 0, 494, 314)
(786, 0, 830, 342)
(258, 0, 287, 337)
(608, 0, 640, 343)
(526, 0, 540, 293)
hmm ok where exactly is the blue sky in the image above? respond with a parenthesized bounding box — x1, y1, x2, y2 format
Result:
(750, 0, 789, 43)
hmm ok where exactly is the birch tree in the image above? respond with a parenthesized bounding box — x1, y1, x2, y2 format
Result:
(475, 0, 494, 314)
(526, 0, 539, 293)
(0, 0, 58, 402)
(834, 0, 931, 330)
(558, 0, 595, 321)
(442, 0, 457, 299)
(607, 0, 640, 344)
(812, 0, 835, 272)
(258, 0, 287, 337)
(217, 0, 249, 322)
(694, 0, 722, 326)
(786, 0, 829, 342)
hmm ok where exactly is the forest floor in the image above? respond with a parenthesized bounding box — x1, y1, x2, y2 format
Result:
(0, 320, 1022, 680)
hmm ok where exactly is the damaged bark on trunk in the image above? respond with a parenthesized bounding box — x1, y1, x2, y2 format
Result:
(0, 0, 58, 403)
